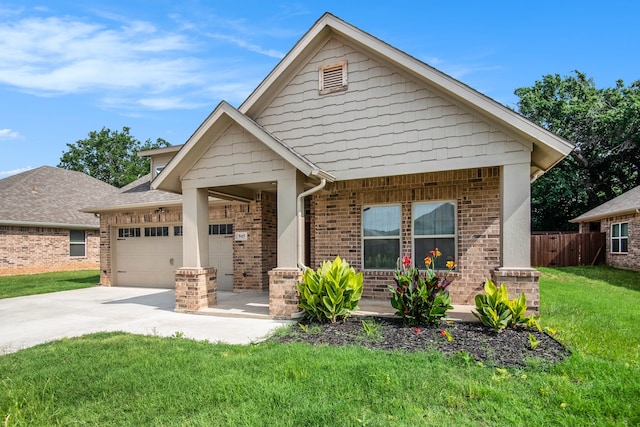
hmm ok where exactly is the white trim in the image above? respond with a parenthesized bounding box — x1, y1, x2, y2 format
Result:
(610, 222, 629, 254)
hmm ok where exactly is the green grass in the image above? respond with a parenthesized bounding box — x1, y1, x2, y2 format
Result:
(0, 270, 99, 299)
(1, 266, 639, 426)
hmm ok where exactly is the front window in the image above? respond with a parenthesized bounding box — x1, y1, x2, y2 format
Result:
(413, 202, 456, 269)
(362, 205, 401, 270)
(611, 222, 628, 253)
(69, 230, 86, 257)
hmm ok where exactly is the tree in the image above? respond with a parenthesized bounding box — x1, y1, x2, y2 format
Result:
(58, 127, 171, 188)
(515, 71, 640, 231)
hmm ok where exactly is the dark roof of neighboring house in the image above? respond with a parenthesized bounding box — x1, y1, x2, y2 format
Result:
(81, 174, 182, 212)
(0, 166, 118, 228)
(571, 185, 640, 222)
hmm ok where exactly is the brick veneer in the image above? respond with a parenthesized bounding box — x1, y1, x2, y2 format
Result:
(599, 213, 640, 271)
(491, 269, 541, 311)
(269, 268, 302, 318)
(310, 168, 504, 305)
(0, 225, 99, 275)
(98, 191, 276, 292)
(174, 267, 217, 312)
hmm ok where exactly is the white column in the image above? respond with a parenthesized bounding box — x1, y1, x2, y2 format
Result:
(501, 163, 532, 269)
(277, 170, 304, 268)
(182, 187, 209, 268)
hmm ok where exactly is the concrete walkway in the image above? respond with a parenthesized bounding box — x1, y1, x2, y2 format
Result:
(0, 286, 291, 355)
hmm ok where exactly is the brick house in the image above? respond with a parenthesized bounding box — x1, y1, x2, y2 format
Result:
(572, 185, 640, 271)
(0, 166, 117, 275)
(84, 13, 573, 317)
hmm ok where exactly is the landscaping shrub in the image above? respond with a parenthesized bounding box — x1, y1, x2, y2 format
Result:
(388, 249, 456, 326)
(297, 256, 363, 323)
(472, 278, 540, 332)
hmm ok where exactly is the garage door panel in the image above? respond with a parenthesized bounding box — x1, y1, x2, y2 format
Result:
(115, 231, 182, 288)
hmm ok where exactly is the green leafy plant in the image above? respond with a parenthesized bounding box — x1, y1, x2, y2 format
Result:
(473, 278, 540, 333)
(388, 249, 456, 326)
(297, 256, 364, 323)
(361, 319, 381, 337)
(528, 333, 541, 350)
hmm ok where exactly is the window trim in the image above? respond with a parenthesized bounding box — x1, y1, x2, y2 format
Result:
(69, 229, 86, 258)
(412, 201, 457, 270)
(361, 204, 402, 271)
(611, 222, 629, 254)
(318, 60, 348, 95)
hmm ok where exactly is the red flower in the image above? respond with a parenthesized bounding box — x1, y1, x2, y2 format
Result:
(439, 329, 447, 337)
(414, 328, 421, 333)
(402, 256, 412, 267)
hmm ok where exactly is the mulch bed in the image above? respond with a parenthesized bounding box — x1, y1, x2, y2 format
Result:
(273, 316, 571, 368)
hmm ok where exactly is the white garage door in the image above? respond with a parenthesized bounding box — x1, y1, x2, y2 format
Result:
(115, 226, 182, 288)
(208, 224, 234, 291)
(115, 224, 234, 290)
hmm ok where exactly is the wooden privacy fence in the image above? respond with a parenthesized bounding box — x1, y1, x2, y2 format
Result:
(531, 232, 606, 267)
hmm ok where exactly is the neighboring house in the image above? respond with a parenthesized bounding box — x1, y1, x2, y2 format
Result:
(0, 166, 118, 275)
(572, 185, 640, 271)
(83, 13, 573, 317)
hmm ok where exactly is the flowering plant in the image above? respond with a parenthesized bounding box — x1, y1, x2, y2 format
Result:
(388, 249, 456, 326)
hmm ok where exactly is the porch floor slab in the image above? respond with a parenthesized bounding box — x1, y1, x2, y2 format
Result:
(201, 291, 477, 322)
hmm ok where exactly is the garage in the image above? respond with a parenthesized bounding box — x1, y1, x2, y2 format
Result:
(114, 224, 233, 290)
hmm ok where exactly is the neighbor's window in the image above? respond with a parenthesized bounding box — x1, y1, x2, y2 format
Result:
(362, 205, 401, 270)
(174, 226, 183, 236)
(69, 230, 86, 257)
(413, 202, 456, 269)
(144, 226, 169, 237)
(319, 61, 347, 95)
(611, 222, 628, 253)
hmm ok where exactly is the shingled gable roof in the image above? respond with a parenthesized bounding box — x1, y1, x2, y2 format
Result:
(239, 12, 574, 180)
(80, 174, 183, 213)
(571, 185, 640, 223)
(0, 166, 118, 228)
(152, 101, 334, 194)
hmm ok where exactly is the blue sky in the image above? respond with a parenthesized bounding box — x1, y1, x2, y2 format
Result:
(1, 0, 638, 178)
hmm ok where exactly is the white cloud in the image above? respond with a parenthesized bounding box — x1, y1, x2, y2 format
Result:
(207, 33, 285, 59)
(0, 166, 31, 178)
(0, 128, 20, 139)
(0, 16, 203, 95)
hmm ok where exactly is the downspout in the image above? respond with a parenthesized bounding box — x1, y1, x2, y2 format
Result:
(297, 178, 326, 271)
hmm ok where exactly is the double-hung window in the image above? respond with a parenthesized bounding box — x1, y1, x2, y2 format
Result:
(362, 205, 401, 270)
(413, 202, 456, 269)
(611, 222, 628, 253)
(69, 230, 86, 257)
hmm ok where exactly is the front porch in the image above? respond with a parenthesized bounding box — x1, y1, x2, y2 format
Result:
(192, 291, 478, 322)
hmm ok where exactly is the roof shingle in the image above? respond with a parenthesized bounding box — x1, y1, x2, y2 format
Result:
(0, 166, 118, 228)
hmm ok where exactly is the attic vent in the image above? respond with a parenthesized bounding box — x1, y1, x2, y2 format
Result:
(319, 61, 347, 95)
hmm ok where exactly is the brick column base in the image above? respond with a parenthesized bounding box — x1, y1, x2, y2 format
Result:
(268, 268, 302, 319)
(174, 267, 217, 313)
(491, 268, 541, 313)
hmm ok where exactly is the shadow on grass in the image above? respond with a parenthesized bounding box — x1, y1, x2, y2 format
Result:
(58, 275, 100, 285)
(544, 265, 640, 292)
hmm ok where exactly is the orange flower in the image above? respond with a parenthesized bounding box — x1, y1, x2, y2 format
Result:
(424, 256, 432, 267)
(446, 260, 456, 270)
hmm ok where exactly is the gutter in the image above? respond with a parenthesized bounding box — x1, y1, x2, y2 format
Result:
(0, 220, 99, 230)
(297, 178, 327, 271)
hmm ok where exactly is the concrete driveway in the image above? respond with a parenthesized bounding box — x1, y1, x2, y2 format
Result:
(0, 286, 292, 355)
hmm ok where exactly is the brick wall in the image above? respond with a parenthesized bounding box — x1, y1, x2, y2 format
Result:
(310, 168, 502, 304)
(0, 225, 99, 275)
(601, 213, 640, 271)
(98, 192, 276, 290)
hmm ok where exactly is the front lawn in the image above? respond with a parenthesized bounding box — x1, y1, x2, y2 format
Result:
(0, 270, 99, 299)
(0, 266, 639, 425)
